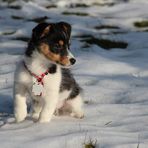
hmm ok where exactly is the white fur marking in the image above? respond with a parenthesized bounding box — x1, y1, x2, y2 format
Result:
(14, 94, 27, 122)
(56, 90, 71, 109)
(67, 95, 84, 118)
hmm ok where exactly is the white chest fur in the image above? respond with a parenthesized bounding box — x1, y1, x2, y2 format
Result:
(24, 51, 62, 95)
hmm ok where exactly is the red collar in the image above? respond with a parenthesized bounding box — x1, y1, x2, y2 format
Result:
(23, 61, 49, 85)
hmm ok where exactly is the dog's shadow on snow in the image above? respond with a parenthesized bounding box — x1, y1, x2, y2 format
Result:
(0, 94, 13, 119)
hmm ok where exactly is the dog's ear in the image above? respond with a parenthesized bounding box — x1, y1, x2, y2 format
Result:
(32, 23, 51, 41)
(58, 22, 71, 39)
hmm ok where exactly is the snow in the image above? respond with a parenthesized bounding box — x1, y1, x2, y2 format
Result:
(0, 0, 148, 147)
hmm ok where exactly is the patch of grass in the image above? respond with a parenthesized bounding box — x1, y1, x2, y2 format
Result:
(11, 15, 49, 23)
(84, 139, 97, 148)
(1, 0, 16, 3)
(69, 3, 89, 8)
(2, 31, 16, 35)
(84, 100, 94, 105)
(11, 15, 24, 20)
(137, 135, 140, 148)
(111, 31, 127, 34)
(104, 121, 112, 126)
(8, 5, 21, 9)
(84, 100, 90, 104)
(134, 20, 148, 28)
(62, 11, 89, 16)
(2, 0, 29, 3)
(27, 16, 49, 23)
(13, 36, 30, 42)
(45, 5, 57, 9)
(74, 34, 93, 39)
(94, 25, 120, 30)
(80, 35, 128, 50)
(92, 2, 115, 7)
(81, 44, 91, 49)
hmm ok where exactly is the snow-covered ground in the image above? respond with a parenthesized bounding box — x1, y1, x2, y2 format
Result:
(0, 0, 148, 147)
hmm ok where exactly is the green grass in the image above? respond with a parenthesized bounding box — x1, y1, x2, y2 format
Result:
(11, 15, 49, 23)
(12, 36, 30, 42)
(69, 3, 89, 8)
(27, 16, 49, 23)
(84, 139, 97, 148)
(134, 20, 148, 28)
(104, 121, 112, 126)
(11, 15, 24, 20)
(93, 25, 128, 34)
(74, 34, 93, 39)
(2, 31, 16, 35)
(79, 35, 128, 50)
(92, 2, 115, 6)
(84, 100, 94, 105)
(8, 5, 21, 9)
(110, 31, 127, 34)
(84, 100, 90, 104)
(45, 5, 57, 9)
(81, 44, 91, 49)
(94, 25, 120, 30)
(1, 0, 16, 3)
(2, 0, 29, 3)
(62, 11, 89, 16)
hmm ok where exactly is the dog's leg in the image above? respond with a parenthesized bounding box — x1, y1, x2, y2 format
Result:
(38, 92, 59, 123)
(14, 84, 27, 122)
(32, 100, 42, 120)
(67, 95, 84, 119)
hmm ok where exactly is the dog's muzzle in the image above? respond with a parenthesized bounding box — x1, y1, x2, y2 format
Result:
(67, 50, 76, 65)
(69, 58, 76, 65)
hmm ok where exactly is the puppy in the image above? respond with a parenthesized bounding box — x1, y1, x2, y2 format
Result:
(14, 22, 84, 123)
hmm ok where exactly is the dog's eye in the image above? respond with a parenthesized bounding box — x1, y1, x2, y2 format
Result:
(54, 44, 61, 49)
(51, 44, 63, 54)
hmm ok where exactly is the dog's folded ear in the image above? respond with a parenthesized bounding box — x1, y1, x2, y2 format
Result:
(32, 23, 51, 41)
(31, 22, 71, 42)
(58, 22, 72, 39)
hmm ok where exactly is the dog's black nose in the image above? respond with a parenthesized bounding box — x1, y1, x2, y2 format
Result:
(70, 58, 76, 65)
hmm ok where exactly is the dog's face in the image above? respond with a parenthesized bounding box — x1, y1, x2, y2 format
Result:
(31, 22, 76, 67)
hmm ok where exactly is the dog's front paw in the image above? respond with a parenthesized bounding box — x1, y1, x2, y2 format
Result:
(38, 116, 51, 123)
(32, 113, 40, 121)
(15, 112, 27, 123)
(70, 111, 84, 119)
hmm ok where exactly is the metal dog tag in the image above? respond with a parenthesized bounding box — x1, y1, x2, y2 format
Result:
(32, 78, 43, 96)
